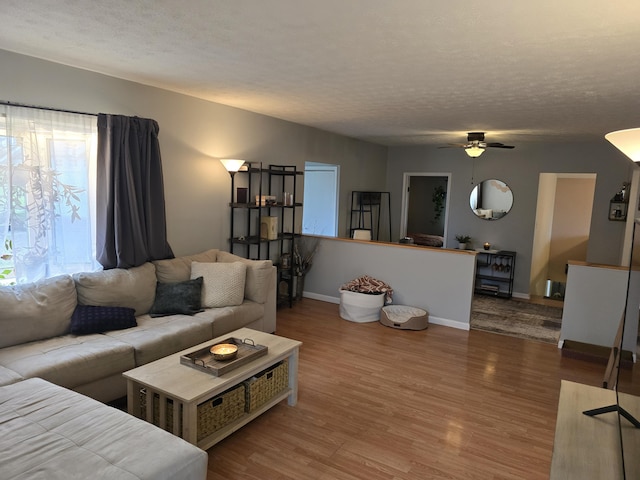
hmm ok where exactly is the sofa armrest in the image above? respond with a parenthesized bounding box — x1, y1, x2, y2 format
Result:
(262, 266, 277, 333)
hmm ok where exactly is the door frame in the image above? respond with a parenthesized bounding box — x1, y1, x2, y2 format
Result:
(400, 172, 451, 248)
(302, 162, 339, 237)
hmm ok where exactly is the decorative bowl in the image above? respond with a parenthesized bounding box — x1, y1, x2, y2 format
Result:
(210, 343, 238, 361)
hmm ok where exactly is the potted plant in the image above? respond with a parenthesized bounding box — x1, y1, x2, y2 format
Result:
(456, 234, 471, 250)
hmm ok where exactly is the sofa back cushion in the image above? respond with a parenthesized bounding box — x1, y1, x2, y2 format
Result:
(0, 275, 77, 348)
(153, 249, 219, 284)
(73, 263, 156, 316)
(216, 251, 273, 304)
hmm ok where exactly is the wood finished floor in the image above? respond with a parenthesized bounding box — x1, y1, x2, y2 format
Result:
(205, 298, 635, 480)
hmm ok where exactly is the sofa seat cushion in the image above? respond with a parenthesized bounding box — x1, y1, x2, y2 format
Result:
(153, 249, 219, 284)
(210, 301, 264, 337)
(0, 335, 135, 390)
(0, 275, 77, 349)
(0, 378, 207, 480)
(102, 312, 225, 365)
(74, 262, 157, 316)
(0, 366, 23, 387)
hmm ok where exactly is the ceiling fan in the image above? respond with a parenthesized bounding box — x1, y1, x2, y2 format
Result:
(439, 132, 515, 157)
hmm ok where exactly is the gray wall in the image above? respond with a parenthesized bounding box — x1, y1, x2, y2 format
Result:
(3, 48, 634, 298)
(387, 143, 637, 296)
(304, 237, 477, 329)
(1, 49, 387, 257)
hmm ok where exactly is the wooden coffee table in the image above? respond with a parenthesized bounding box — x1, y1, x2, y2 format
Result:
(123, 328, 301, 450)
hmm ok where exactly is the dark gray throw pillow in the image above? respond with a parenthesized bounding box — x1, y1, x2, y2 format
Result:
(70, 305, 137, 335)
(149, 276, 204, 317)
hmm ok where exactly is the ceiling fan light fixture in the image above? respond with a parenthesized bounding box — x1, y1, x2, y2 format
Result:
(465, 146, 485, 158)
(605, 128, 640, 162)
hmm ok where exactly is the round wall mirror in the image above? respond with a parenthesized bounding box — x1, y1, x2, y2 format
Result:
(470, 179, 513, 220)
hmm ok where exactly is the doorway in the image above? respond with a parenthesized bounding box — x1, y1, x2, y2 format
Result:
(302, 162, 339, 237)
(400, 173, 450, 247)
(530, 173, 597, 299)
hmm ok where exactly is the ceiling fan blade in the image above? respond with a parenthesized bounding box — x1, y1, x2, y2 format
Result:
(486, 143, 515, 149)
(438, 143, 468, 149)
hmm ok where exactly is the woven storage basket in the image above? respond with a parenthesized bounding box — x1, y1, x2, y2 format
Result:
(244, 359, 289, 413)
(140, 383, 245, 441)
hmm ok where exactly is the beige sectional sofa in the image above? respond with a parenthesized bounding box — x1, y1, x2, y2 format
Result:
(0, 249, 276, 403)
(0, 377, 208, 479)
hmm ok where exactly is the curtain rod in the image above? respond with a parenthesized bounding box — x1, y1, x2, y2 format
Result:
(0, 100, 98, 117)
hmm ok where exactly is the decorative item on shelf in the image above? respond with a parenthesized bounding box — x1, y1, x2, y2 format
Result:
(236, 187, 248, 204)
(293, 237, 320, 300)
(280, 253, 291, 269)
(260, 216, 278, 240)
(484, 242, 491, 250)
(282, 192, 294, 206)
(255, 195, 277, 206)
(456, 234, 471, 250)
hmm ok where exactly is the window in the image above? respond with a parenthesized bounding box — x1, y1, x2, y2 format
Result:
(0, 105, 98, 285)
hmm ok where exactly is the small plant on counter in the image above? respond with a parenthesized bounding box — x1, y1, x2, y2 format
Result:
(455, 234, 471, 243)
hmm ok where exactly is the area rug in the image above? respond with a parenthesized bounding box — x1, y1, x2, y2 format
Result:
(470, 295, 563, 344)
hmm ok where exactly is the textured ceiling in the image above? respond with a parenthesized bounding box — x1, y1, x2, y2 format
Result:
(2, 0, 640, 147)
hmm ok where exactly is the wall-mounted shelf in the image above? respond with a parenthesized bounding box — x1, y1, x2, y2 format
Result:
(609, 200, 628, 221)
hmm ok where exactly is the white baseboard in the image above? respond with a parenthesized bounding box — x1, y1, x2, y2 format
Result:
(511, 291, 530, 300)
(429, 316, 470, 331)
(300, 293, 470, 330)
(302, 292, 340, 304)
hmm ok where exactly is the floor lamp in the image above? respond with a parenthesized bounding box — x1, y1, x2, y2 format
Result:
(220, 159, 246, 253)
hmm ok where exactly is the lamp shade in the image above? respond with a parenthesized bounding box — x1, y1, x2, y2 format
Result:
(605, 128, 640, 162)
(220, 159, 246, 172)
(465, 146, 484, 158)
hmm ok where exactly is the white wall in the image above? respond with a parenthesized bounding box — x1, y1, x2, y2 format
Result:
(1, 49, 387, 257)
(530, 174, 557, 296)
(548, 176, 595, 281)
(560, 263, 639, 355)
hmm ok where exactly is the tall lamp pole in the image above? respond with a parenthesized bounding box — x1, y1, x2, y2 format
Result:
(220, 159, 246, 253)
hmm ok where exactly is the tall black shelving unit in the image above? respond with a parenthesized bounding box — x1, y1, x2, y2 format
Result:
(349, 191, 391, 241)
(228, 162, 265, 260)
(474, 250, 516, 298)
(228, 163, 303, 307)
(267, 164, 303, 307)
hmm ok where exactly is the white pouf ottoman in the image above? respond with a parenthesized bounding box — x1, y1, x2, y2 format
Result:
(380, 305, 429, 330)
(339, 289, 386, 323)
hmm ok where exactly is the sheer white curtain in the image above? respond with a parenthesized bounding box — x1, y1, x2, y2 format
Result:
(0, 105, 98, 284)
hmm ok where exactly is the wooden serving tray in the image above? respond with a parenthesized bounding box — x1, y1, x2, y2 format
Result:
(180, 337, 268, 377)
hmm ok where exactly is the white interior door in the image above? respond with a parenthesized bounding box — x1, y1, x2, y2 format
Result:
(302, 162, 339, 237)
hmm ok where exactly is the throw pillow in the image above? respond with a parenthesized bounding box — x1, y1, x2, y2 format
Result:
(190, 261, 246, 308)
(149, 277, 204, 317)
(215, 251, 273, 303)
(70, 305, 137, 335)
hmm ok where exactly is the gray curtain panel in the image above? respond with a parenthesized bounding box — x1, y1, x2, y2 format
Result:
(96, 114, 174, 269)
